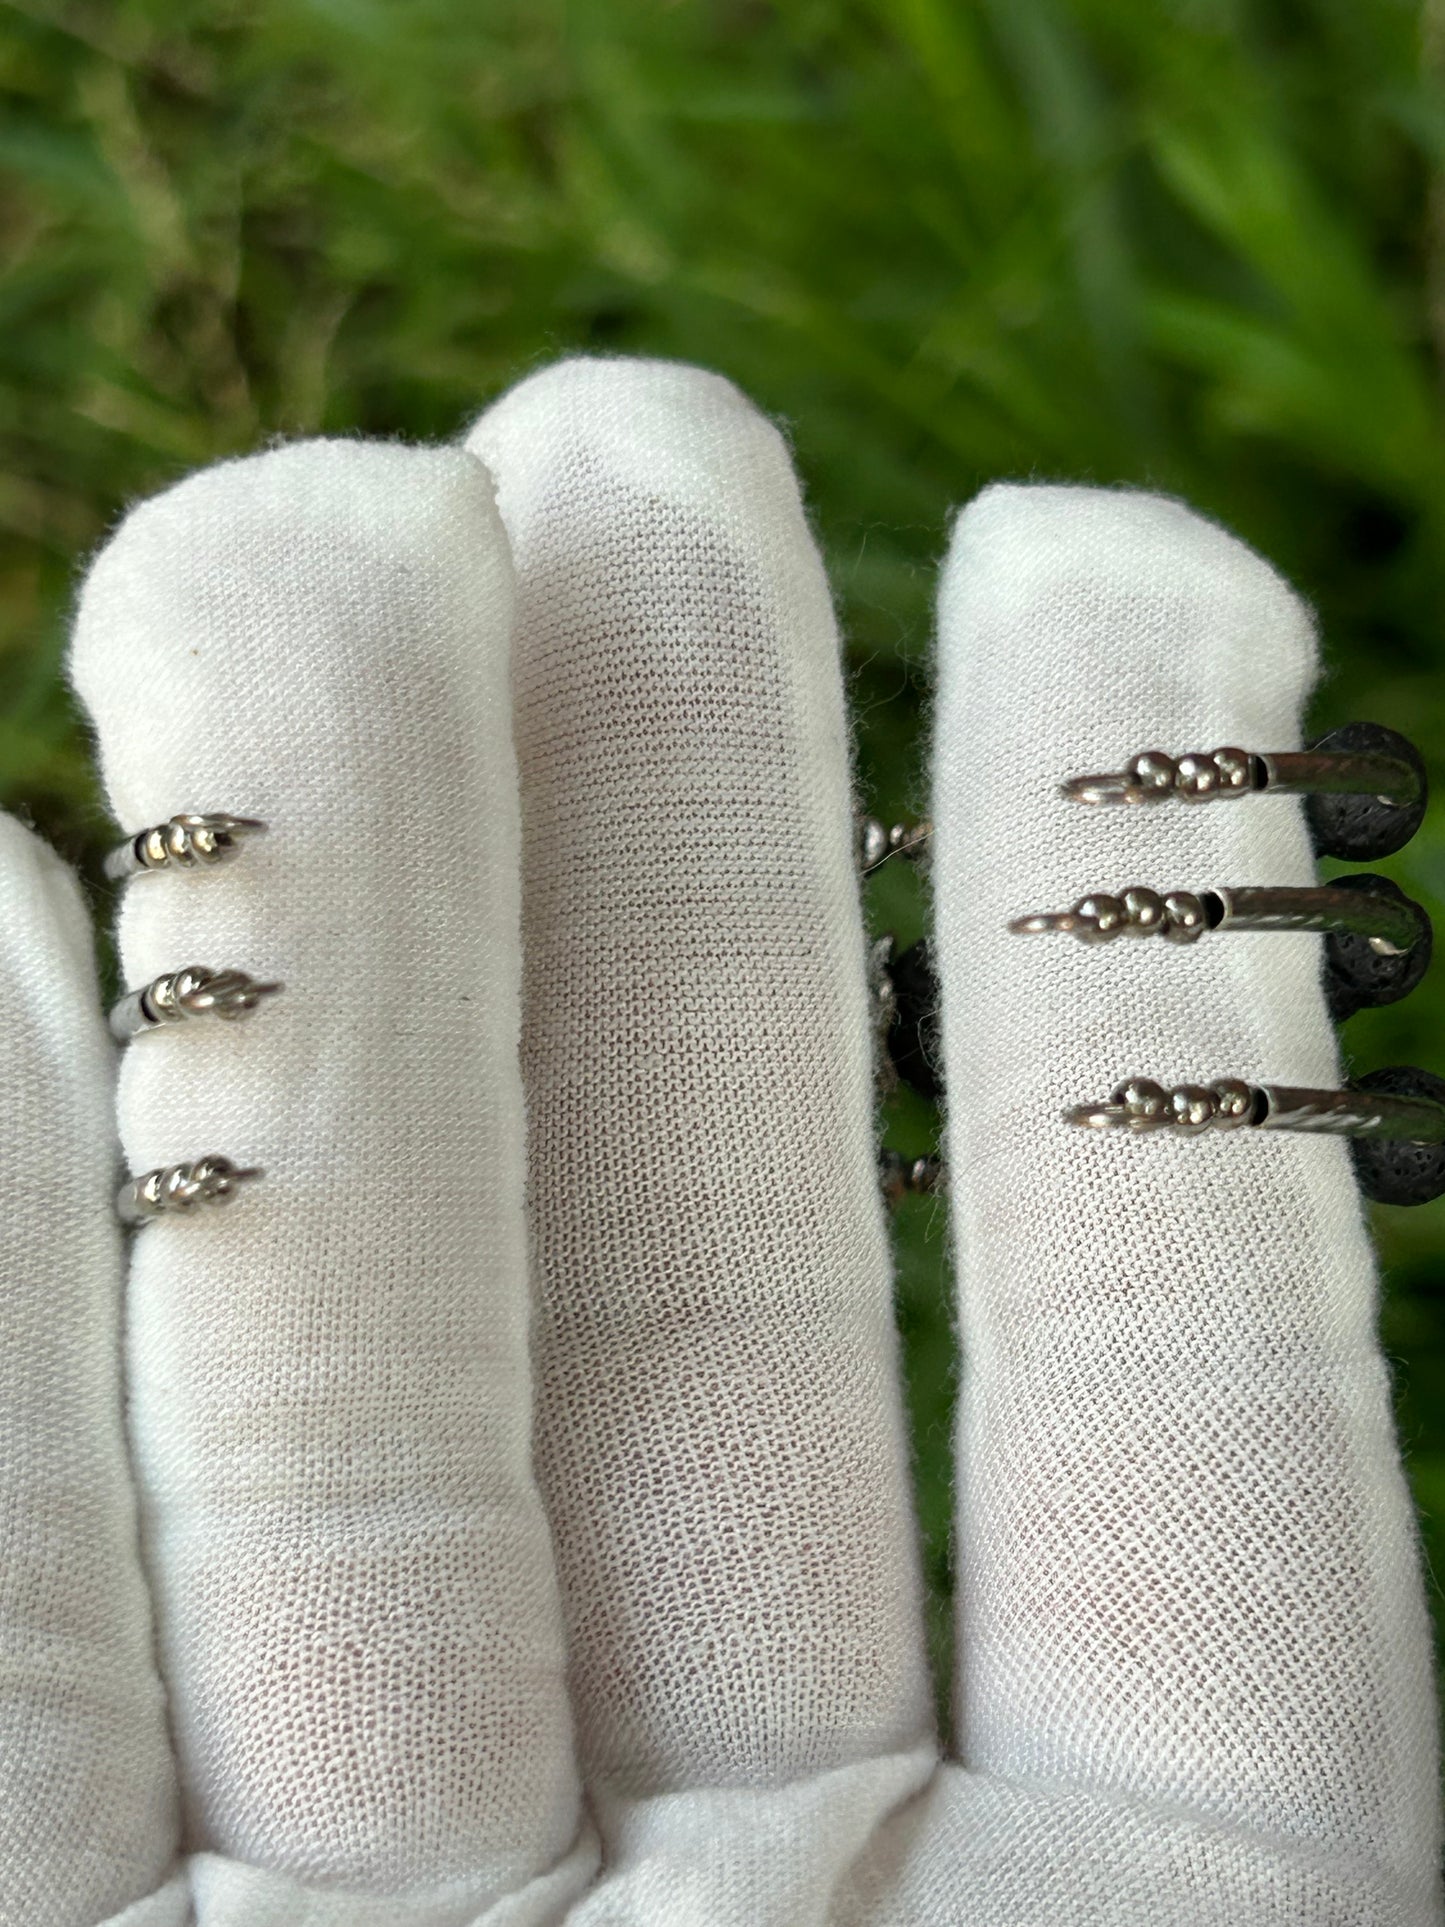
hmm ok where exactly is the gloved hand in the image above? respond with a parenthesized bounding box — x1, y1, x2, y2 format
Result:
(1, 357, 1438, 1926)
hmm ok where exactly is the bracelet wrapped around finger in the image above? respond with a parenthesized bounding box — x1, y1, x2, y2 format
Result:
(1008, 876, 1432, 1023)
(1067, 1068, 1445, 1207)
(1060, 722, 1426, 860)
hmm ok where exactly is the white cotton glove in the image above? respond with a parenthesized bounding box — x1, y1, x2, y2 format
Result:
(0, 357, 1437, 1927)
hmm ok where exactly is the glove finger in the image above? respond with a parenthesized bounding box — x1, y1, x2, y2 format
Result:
(0, 814, 184, 1927)
(70, 445, 590, 1914)
(468, 360, 934, 1813)
(933, 487, 1438, 1898)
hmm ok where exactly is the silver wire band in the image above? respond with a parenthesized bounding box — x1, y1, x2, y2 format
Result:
(1060, 745, 1420, 809)
(1256, 748, 1422, 802)
(104, 813, 267, 882)
(1067, 1077, 1445, 1143)
(1011, 883, 1419, 955)
(108, 966, 284, 1042)
(118, 1155, 263, 1225)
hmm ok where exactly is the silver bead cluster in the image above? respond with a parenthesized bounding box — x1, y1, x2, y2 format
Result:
(118, 1155, 262, 1224)
(1014, 887, 1214, 945)
(859, 816, 932, 872)
(1063, 747, 1260, 807)
(1119, 746, 1255, 802)
(1077, 1077, 1259, 1135)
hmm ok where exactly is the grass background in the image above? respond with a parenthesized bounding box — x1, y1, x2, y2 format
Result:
(3, 0, 1444, 1720)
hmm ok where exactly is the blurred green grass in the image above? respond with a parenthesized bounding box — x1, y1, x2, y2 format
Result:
(3, 0, 1444, 1709)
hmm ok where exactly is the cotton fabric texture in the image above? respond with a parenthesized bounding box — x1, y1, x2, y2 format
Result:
(0, 356, 1433, 1925)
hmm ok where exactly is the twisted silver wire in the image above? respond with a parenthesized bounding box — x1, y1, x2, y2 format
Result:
(104, 813, 267, 881)
(108, 965, 283, 1041)
(118, 1155, 263, 1225)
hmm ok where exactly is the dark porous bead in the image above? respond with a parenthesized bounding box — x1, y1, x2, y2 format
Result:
(885, 938, 944, 1102)
(1323, 873, 1432, 1023)
(1347, 1066, 1445, 1206)
(1305, 722, 1427, 862)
